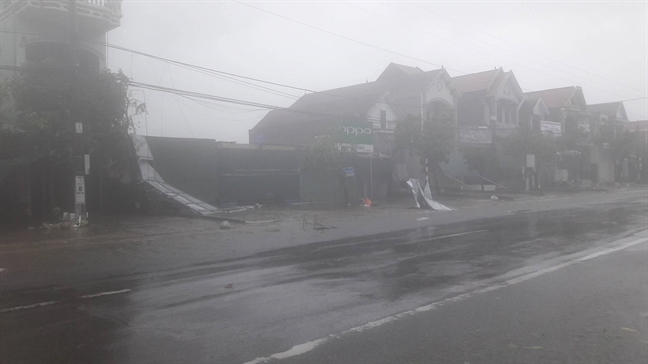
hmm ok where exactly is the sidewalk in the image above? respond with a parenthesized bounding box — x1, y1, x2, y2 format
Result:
(1, 185, 644, 249)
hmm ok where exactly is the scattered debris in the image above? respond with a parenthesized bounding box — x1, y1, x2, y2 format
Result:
(254, 203, 262, 209)
(490, 195, 499, 200)
(620, 327, 638, 333)
(224, 284, 233, 289)
(302, 215, 336, 230)
(220, 221, 231, 230)
(416, 217, 429, 221)
(268, 227, 281, 232)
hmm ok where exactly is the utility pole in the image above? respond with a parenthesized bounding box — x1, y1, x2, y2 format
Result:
(69, 0, 86, 224)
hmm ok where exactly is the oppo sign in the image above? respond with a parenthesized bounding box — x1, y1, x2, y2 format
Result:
(338, 125, 372, 136)
(337, 121, 374, 153)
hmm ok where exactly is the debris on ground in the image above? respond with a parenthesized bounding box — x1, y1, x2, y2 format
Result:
(302, 215, 336, 230)
(224, 284, 233, 289)
(220, 221, 231, 230)
(490, 195, 499, 200)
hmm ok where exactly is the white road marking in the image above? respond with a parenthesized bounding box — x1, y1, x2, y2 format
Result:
(0, 301, 59, 313)
(0, 289, 132, 313)
(80, 289, 131, 299)
(243, 236, 647, 364)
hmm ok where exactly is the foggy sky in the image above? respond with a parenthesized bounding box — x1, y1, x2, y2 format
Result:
(106, 1, 648, 143)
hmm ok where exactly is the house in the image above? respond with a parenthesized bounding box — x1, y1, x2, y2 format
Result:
(454, 67, 525, 128)
(249, 63, 462, 201)
(448, 68, 526, 186)
(250, 63, 461, 147)
(524, 86, 589, 135)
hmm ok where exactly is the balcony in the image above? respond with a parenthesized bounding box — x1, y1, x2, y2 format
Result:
(1, 1, 123, 33)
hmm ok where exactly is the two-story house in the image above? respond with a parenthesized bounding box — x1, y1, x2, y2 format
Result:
(524, 86, 588, 136)
(249, 63, 462, 201)
(446, 68, 525, 185)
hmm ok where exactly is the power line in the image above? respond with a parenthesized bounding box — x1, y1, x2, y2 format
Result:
(129, 80, 387, 123)
(232, 0, 467, 76)
(347, 1, 642, 99)
(2, 29, 642, 113)
(166, 64, 195, 137)
(2, 63, 646, 124)
(407, 1, 646, 94)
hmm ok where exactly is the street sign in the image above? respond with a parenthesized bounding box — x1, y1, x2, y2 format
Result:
(75, 176, 86, 204)
(343, 167, 355, 177)
(541, 120, 561, 136)
(338, 121, 374, 153)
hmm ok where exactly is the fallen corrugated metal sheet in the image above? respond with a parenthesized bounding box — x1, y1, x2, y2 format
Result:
(131, 134, 222, 215)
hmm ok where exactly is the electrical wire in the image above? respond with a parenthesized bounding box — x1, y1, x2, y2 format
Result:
(407, 1, 646, 94)
(346, 1, 642, 99)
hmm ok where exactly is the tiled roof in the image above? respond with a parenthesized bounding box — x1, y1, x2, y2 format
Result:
(587, 102, 623, 117)
(452, 69, 500, 94)
(524, 86, 577, 110)
(376, 62, 424, 81)
(251, 67, 445, 145)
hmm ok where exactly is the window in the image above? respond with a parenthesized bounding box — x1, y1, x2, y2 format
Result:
(380, 110, 387, 129)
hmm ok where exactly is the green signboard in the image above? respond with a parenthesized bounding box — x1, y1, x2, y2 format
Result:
(337, 121, 374, 153)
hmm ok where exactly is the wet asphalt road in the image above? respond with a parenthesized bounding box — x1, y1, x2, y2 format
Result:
(0, 191, 647, 363)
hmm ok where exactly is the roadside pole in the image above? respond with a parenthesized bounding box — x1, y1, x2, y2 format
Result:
(369, 152, 373, 200)
(69, 0, 86, 223)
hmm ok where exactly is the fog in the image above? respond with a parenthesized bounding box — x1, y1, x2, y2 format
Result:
(106, 1, 648, 143)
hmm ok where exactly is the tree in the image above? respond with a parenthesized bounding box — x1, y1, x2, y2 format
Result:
(503, 125, 558, 188)
(394, 115, 456, 194)
(301, 130, 357, 204)
(5, 59, 145, 168)
(1, 59, 145, 217)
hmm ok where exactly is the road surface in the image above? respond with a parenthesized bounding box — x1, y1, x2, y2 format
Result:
(1, 189, 647, 363)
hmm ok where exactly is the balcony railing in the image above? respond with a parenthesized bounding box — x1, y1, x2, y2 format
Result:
(82, 0, 122, 13)
(1, 0, 123, 30)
